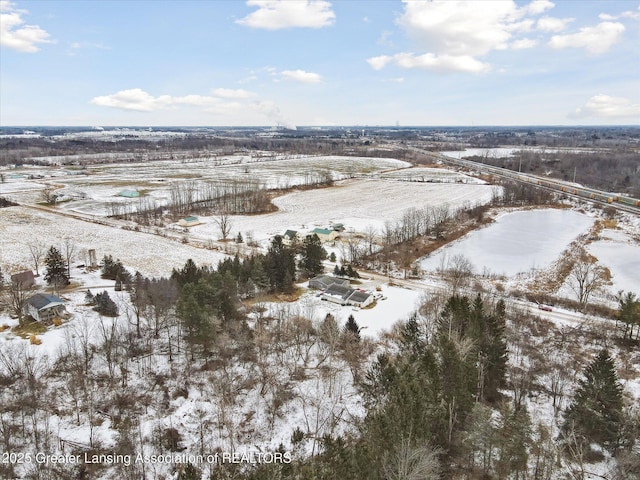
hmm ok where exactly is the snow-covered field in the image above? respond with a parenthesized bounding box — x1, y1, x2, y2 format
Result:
(190, 179, 495, 244)
(2, 155, 412, 216)
(419, 209, 596, 277)
(0, 207, 227, 277)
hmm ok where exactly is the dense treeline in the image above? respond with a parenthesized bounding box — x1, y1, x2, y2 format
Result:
(474, 150, 640, 198)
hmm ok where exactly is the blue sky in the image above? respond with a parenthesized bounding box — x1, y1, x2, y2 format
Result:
(1, 0, 639, 126)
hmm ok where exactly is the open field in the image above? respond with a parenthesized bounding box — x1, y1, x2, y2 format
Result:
(189, 178, 495, 243)
(0, 206, 228, 277)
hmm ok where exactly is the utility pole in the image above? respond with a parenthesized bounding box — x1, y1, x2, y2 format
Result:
(573, 166, 577, 184)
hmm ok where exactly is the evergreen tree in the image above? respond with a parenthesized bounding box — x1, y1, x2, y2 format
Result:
(562, 349, 624, 452)
(299, 234, 326, 277)
(329, 252, 337, 263)
(44, 246, 69, 289)
(344, 314, 361, 341)
(265, 235, 296, 292)
(176, 282, 215, 360)
(495, 403, 531, 479)
(236, 232, 243, 243)
(617, 291, 640, 341)
(171, 258, 202, 287)
(94, 290, 118, 316)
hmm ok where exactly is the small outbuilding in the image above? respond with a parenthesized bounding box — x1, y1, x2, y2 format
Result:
(10, 270, 35, 289)
(178, 216, 201, 227)
(118, 189, 140, 198)
(23, 293, 69, 323)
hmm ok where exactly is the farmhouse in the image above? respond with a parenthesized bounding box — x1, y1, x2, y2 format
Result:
(23, 293, 69, 323)
(178, 216, 201, 227)
(321, 284, 374, 308)
(312, 228, 338, 243)
(282, 229, 300, 246)
(10, 270, 35, 288)
(308, 274, 349, 290)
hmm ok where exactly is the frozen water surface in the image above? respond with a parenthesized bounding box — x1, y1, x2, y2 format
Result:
(420, 209, 595, 277)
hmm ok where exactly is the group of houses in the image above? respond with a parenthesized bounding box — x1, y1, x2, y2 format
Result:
(308, 274, 374, 308)
(282, 223, 345, 246)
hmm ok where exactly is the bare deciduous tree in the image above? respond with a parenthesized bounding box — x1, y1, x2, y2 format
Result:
(27, 241, 46, 276)
(214, 211, 233, 241)
(569, 248, 611, 310)
(6, 278, 34, 326)
(62, 237, 76, 279)
(40, 186, 57, 205)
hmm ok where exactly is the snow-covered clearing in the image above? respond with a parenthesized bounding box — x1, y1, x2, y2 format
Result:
(0, 207, 227, 277)
(419, 209, 596, 277)
(190, 179, 495, 244)
(3, 155, 411, 215)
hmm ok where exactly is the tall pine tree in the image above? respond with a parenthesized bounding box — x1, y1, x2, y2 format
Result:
(299, 234, 326, 278)
(44, 246, 69, 290)
(562, 349, 623, 452)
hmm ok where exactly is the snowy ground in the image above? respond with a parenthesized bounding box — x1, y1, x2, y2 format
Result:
(190, 178, 495, 245)
(2, 155, 412, 215)
(0, 206, 227, 277)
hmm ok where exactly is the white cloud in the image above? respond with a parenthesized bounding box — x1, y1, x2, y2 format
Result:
(0, 0, 53, 52)
(536, 16, 573, 32)
(549, 21, 625, 54)
(367, 55, 392, 71)
(211, 88, 255, 99)
(368, 52, 490, 74)
(572, 94, 640, 119)
(280, 69, 322, 83)
(373, 1, 541, 73)
(525, 0, 554, 15)
(599, 9, 640, 21)
(397, 0, 521, 57)
(236, 0, 335, 30)
(90, 88, 260, 112)
(511, 38, 538, 49)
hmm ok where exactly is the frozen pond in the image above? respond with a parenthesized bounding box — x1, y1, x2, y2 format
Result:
(588, 241, 640, 295)
(420, 209, 595, 277)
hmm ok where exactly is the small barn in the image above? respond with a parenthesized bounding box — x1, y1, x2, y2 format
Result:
(312, 228, 338, 243)
(23, 294, 68, 323)
(178, 216, 201, 227)
(10, 270, 35, 288)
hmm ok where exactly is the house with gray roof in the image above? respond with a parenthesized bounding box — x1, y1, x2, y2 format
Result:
(282, 229, 300, 246)
(308, 275, 349, 290)
(321, 284, 374, 308)
(23, 293, 69, 323)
